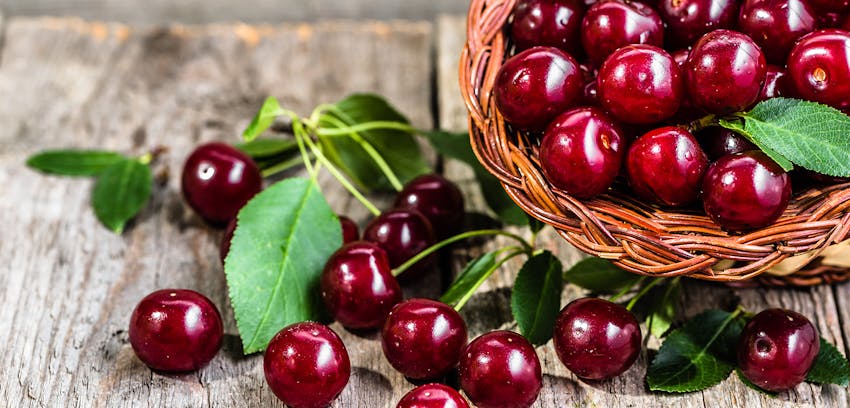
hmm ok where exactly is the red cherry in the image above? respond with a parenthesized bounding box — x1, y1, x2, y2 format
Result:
(339, 215, 359, 244)
(511, 0, 586, 55)
(394, 174, 465, 239)
(737, 0, 816, 64)
(363, 209, 436, 281)
(458, 331, 542, 408)
(580, 0, 664, 66)
(396, 383, 470, 408)
(626, 126, 709, 206)
(787, 30, 850, 111)
(658, 0, 738, 49)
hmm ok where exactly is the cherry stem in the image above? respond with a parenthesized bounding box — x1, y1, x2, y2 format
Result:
(392, 229, 534, 277)
(608, 276, 647, 304)
(625, 277, 666, 311)
(261, 154, 311, 178)
(684, 114, 719, 133)
(316, 121, 416, 137)
(452, 247, 527, 311)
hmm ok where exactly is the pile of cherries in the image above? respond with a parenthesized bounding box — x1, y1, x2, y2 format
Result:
(497, 0, 850, 231)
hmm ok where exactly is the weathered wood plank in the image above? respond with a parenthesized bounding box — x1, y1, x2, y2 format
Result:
(0, 17, 438, 407)
(437, 14, 850, 408)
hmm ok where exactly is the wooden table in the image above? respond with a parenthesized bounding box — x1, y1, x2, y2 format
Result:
(2, 13, 849, 407)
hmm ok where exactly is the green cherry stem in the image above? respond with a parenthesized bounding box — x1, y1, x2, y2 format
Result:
(261, 154, 311, 178)
(315, 121, 416, 137)
(452, 247, 527, 311)
(608, 276, 647, 304)
(392, 229, 534, 277)
(625, 277, 666, 311)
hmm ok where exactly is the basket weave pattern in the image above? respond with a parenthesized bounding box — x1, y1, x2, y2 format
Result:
(460, 0, 850, 286)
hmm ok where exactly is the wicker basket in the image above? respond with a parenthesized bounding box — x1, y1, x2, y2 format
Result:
(459, 0, 850, 286)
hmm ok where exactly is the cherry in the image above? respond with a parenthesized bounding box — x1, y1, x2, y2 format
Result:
(539, 107, 625, 199)
(787, 30, 850, 111)
(320, 241, 403, 330)
(737, 0, 816, 64)
(264, 322, 350, 408)
(339, 215, 359, 244)
(685, 30, 767, 114)
(129, 289, 223, 372)
(394, 174, 465, 239)
(697, 127, 757, 161)
(738, 309, 820, 392)
(598, 44, 684, 124)
(580, 0, 664, 66)
(553, 298, 641, 380)
(702, 151, 792, 231)
(807, 0, 850, 12)
(757, 65, 789, 103)
(381, 298, 468, 380)
(220, 217, 237, 264)
(181, 142, 263, 226)
(658, 0, 738, 49)
(494, 47, 584, 131)
(458, 331, 542, 408)
(397, 383, 470, 408)
(363, 209, 435, 281)
(511, 0, 586, 55)
(626, 126, 709, 206)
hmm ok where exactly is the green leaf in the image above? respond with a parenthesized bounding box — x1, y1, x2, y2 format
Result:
(91, 158, 152, 233)
(440, 252, 499, 307)
(527, 214, 546, 234)
(646, 282, 681, 339)
(225, 178, 341, 354)
(807, 337, 850, 386)
(718, 118, 795, 172)
(727, 97, 850, 176)
(564, 257, 641, 294)
(647, 309, 745, 392)
(243, 96, 283, 142)
(736, 368, 778, 396)
(423, 131, 527, 226)
(317, 93, 430, 191)
(511, 251, 563, 345)
(27, 150, 126, 177)
(235, 138, 298, 159)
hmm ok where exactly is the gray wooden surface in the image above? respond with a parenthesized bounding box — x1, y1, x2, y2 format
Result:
(1, 11, 849, 407)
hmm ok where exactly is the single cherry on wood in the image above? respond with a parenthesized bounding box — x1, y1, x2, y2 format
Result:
(129, 289, 224, 373)
(511, 0, 586, 55)
(787, 29, 850, 111)
(393, 174, 465, 239)
(181, 142, 263, 226)
(738, 309, 820, 392)
(580, 0, 664, 66)
(320, 241, 403, 330)
(264, 322, 351, 408)
(363, 208, 436, 281)
(459, 330, 542, 408)
(396, 383, 470, 408)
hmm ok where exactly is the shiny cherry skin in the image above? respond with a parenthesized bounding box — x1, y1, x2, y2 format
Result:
(539, 107, 625, 198)
(129, 289, 224, 372)
(787, 30, 850, 111)
(686, 30, 767, 114)
(219, 217, 237, 264)
(738, 309, 820, 392)
(511, 0, 586, 55)
(626, 126, 709, 206)
(808, 0, 850, 12)
(702, 151, 792, 231)
(757, 65, 789, 103)
(321, 241, 403, 330)
(494, 47, 584, 131)
(459, 331, 542, 408)
(581, 0, 664, 66)
(738, 0, 816, 64)
(659, 0, 738, 49)
(381, 299, 468, 380)
(697, 127, 757, 160)
(396, 383, 470, 408)
(363, 209, 436, 280)
(553, 298, 641, 380)
(264, 322, 350, 408)
(598, 44, 683, 124)
(181, 142, 263, 226)
(394, 174, 465, 239)
(339, 215, 359, 244)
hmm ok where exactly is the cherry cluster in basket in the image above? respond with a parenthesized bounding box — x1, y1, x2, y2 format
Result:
(496, 0, 850, 231)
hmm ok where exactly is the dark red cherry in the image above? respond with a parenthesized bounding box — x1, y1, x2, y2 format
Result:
(787, 30, 850, 111)
(264, 322, 350, 408)
(363, 209, 436, 280)
(553, 298, 641, 380)
(807, 0, 850, 12)
(757, 65, 789, 103)
(702, 151, 792, 231)
(394, 174, 465, 239)
(181, 142, 263, 226)
(459, 331, 542, 408)
(697, 127, 757, 161)
(738, 309, 820, 392)
(843, 14, 850, 30)
(220, 217, 237, 264)
(396, 383, 470, 408)
(321, 241, 402, 330)
(580, 0, 664, 66)
(659, 0, 738, 49)
(738, 0, 816, 64)
(511, 0, 586, 55)
(129, 289, 223, 372)
(626, 126, 709, 206)
(685, 30, 767, 114)
(339, 215, 359, 244)
(598, 44, 683, 124)
(539, 107, 625, 198)
(381, 299, 468, 380)
(494, 47, 584, 131)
